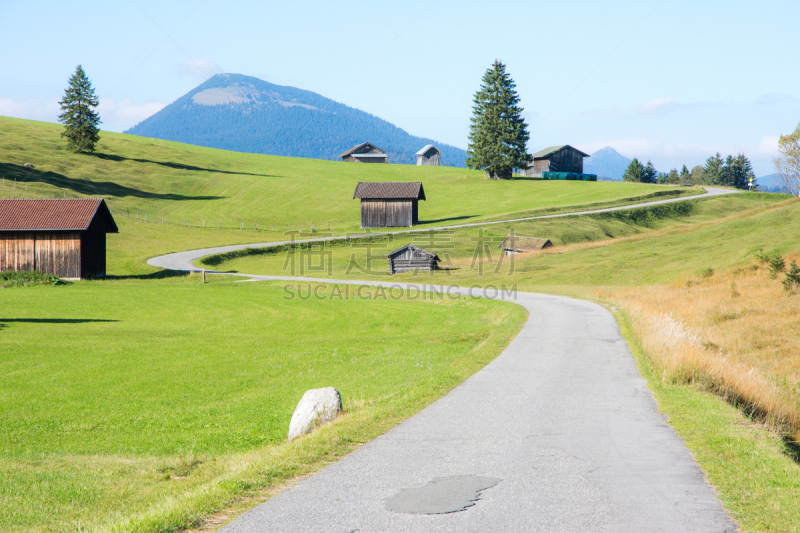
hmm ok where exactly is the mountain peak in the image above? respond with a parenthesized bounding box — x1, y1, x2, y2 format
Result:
(584, 146, 632, 181)
(124, 74, 467, 166)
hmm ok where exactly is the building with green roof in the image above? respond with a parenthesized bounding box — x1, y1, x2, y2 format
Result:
(522, 145, 589, 177)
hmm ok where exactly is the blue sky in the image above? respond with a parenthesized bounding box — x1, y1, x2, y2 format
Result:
(2, 0, 798, 175)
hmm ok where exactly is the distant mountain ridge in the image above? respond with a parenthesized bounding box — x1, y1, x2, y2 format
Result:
(756, 173, 789, 193)
(124, 73, 467, 166)
(584, 147, 631, 181)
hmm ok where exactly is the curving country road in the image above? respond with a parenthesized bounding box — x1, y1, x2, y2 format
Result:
(148, 187, 740, 532)
(148, 186, 737, 273)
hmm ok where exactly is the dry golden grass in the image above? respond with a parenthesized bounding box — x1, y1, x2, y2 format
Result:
(607, 254, 800, 440)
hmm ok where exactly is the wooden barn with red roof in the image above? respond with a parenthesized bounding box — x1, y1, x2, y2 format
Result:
(0, 199, 118, 279)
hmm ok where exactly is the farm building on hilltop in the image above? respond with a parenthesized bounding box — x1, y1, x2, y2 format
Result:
(0, 198, 118, 279)
(339, 142, 388, 163)
(386, 244, 439, 274)
(353, 182, 426, 228)
(499, 235, 553, 255)
(416, 145, 442, 166)
(522, 145, 589, 177)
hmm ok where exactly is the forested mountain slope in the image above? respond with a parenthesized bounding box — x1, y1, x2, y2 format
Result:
(125, 73, 467, 166)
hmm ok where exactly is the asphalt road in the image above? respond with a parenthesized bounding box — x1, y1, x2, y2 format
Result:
(212, 280, 737, 532)
(147, 187, 740, 532)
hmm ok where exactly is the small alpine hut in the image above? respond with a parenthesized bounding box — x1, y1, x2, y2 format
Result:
(499, 235, 553, 255)
(386, 244, 439, 274)
(522, 145, 589, 177)
(416, 144, 442, 166)
(353, 182, 426, 228)
(339, 142, 388, 163)
(0, 198, 118, 279)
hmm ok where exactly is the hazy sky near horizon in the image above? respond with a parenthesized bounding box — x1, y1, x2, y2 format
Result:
(2, 0, 798, 175)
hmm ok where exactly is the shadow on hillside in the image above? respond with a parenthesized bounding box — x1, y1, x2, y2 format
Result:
(417, 215, 477, 224)
(0, 318, 117, 324)
(105, 269, 190, 281)
(93, 153, 275, 177)
(0, 163, 224, 201)
(785, 437, 800, 465)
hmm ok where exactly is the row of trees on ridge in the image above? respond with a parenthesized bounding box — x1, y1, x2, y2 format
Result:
(622, 153, 757, 190)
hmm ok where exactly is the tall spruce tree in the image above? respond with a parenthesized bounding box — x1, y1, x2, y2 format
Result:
(731, 154, 756, 190)
(622, 157, 645, 182)
(643, 160, 658, 183)
(58, 65, 101, 153)
(703, 153, 725, 185)
(467, 61, 531, 179)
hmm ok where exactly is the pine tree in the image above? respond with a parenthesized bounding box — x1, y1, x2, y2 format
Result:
(58, 65, 101, 153)
(622, 158, 645, 182)
(703, 153, 724, 185)
(643, 160, 658, 183)
(467, 61, 531, 179)
(679, 165, 692, 185)
(734, 154, 756, 190)
(662, 168, 679, 184)
(721, 155, 735, 187)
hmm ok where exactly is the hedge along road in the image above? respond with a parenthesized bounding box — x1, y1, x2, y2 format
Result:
(148, 187, 741, 532)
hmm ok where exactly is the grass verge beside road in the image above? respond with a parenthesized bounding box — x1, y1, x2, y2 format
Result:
(614, 309, 800, 533)
(0, 276, 525, 532)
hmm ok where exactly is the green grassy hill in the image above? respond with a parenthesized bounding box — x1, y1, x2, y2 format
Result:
(1, 116, 697, 274)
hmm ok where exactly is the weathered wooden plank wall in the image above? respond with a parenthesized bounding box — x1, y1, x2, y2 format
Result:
(35, 232, 81, 278)
(388, 248, 438, 273)
(1, 231, 84, 278)
(417, 153, 441, 166)
(550, 149, 584, 173)
(361, 200, 413, 228)
(0, 232, 35, 272)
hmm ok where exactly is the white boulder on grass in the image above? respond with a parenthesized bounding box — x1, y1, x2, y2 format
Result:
(287, 387, 342, 442)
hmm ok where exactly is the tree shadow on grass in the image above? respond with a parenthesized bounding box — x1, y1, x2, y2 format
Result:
(0, 318, 118, 324)
(0, 163, 224, 201)
(91, 153, 275, 177)
(105, 269, 190, 281)
(417, 215, 477, 224)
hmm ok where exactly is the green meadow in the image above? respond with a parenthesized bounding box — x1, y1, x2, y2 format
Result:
(0, 277, 525, 532)
(2, 117, 799, 532)
(204, 192, 797, 290)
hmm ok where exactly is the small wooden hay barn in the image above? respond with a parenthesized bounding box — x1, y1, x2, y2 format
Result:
(339, 142, 388, 163)
(353, 182, 426, 228)
(386, 244, 439, 274)
(0, 198, 118, 279)
(499, 235, 553, 255)
(416, 144, 442, 166)
(522, 145, 589, 177)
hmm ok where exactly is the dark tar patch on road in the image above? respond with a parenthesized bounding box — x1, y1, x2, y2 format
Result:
(385, 475, 501, 514)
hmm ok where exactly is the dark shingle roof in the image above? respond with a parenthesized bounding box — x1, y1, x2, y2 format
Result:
(386, 244, 439, 259)
(498, 235, 552, 252)
(531, 145, 590, 159)
(353, 182, 426, 200)
(339, 142, 387, 158)
(0, 199, 118, 232)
